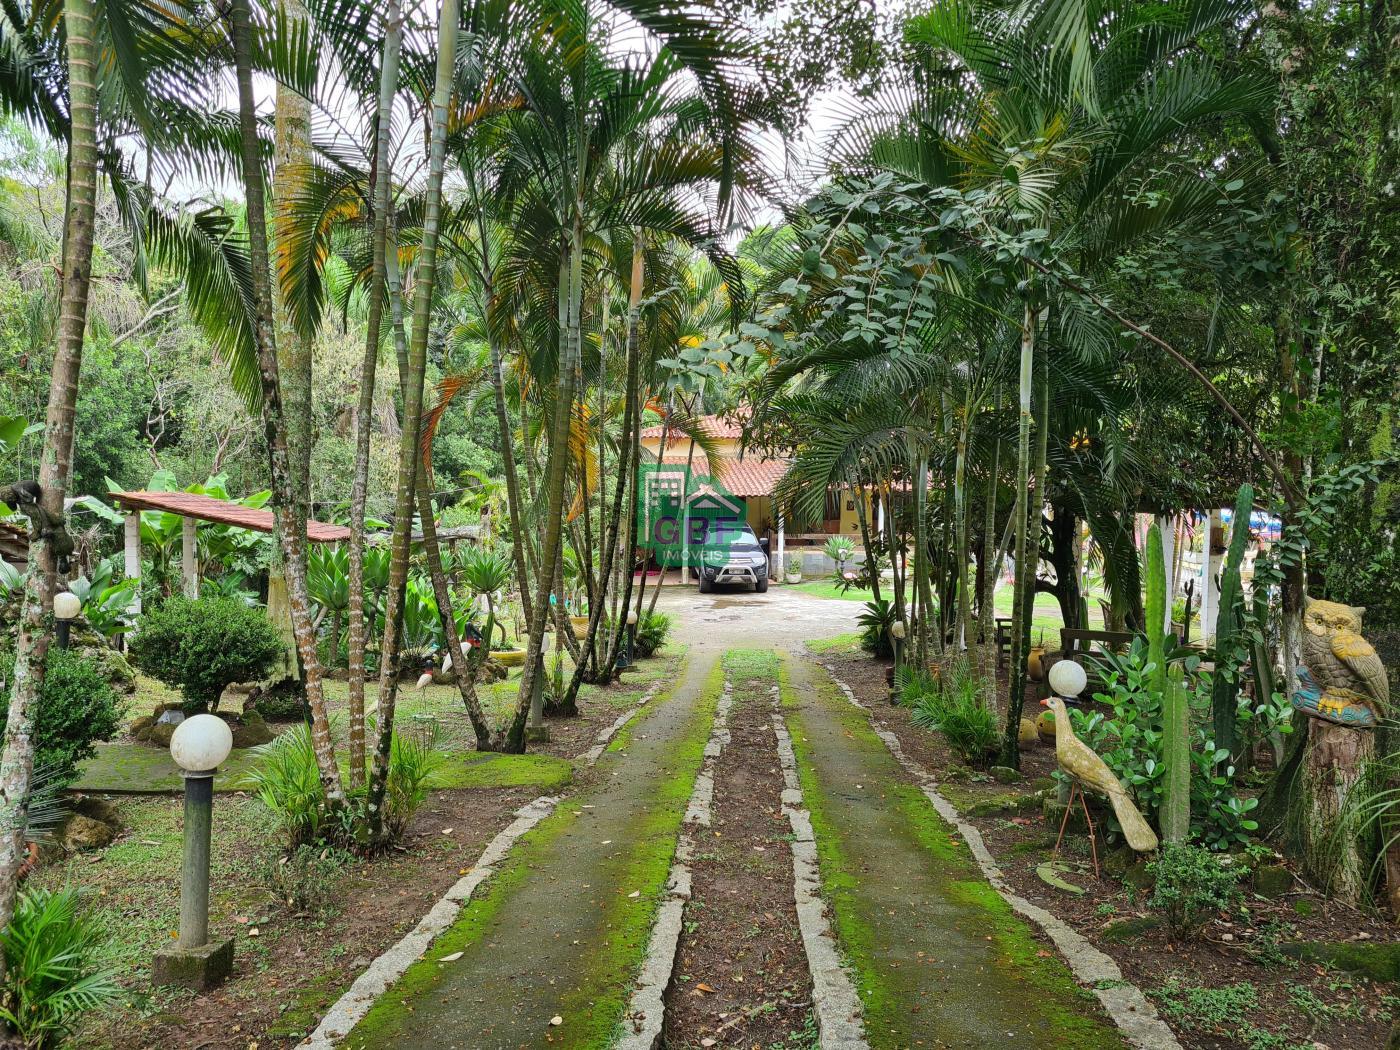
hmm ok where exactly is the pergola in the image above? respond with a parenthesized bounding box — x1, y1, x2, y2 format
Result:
(112, 490, 351, 619)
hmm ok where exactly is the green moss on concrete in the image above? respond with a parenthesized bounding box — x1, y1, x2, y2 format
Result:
(1281, 939, 1400, 983)
(779, 658, 1125, 1049)
(346, 656, 723, 1049)
(444, 751, 573, 791)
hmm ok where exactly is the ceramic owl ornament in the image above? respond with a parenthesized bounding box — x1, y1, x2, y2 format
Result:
(1293, 596, 1390, 728)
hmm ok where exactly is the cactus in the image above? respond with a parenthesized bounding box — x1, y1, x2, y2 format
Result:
(1211, 483, 1254, 762)
(1147, 523, 1189, 843)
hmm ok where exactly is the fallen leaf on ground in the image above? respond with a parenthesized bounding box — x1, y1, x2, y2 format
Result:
(696, 983, 717, 994)
(439, 952, 464, 963)
(549, 1015, 563, 1026)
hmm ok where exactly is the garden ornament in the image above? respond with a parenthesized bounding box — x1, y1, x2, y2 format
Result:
(1041, 697, 1159, 867)
(1293, 596, 1387, 728)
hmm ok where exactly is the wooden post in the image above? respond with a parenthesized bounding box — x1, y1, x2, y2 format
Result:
(181, 518, 198, 599)
(123, 511, 142, 622)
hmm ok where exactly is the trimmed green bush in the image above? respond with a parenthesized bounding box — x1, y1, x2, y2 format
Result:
(0, 647, 124, 789)
(1148, 842, 1243, 940)
(128, 595, 284, 712)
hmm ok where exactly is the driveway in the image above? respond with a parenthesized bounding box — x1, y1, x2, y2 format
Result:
(651, 580, 861, 654)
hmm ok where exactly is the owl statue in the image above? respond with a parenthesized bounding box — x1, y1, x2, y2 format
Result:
(1294, 596, 1390, 728)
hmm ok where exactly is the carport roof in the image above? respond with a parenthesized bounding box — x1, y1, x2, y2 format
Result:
(113, 490, 351, 543)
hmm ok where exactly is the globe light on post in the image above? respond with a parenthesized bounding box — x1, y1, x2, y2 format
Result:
(154, 714, 235, 991)
(620, 608, 639, 669)
(52, 589, 80, 650)
(888, 619, 907, 699)
(1048, 658, 1087, 701)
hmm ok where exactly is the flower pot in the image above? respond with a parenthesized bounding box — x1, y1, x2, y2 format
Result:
(495, 649, 526, 668)
(1027, 646, 1047, 682)
(785, 572, 802, 584)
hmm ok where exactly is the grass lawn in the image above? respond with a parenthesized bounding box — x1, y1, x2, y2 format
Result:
(791, 575, 1106, 643)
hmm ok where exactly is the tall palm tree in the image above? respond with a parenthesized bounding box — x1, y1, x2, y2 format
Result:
(0, 0, 101, 928)
(227, 0, 344, 804)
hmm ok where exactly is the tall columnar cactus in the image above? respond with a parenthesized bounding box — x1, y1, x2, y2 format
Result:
(1211, 483, 1255, 762)
(1147, 524, 1188, 842)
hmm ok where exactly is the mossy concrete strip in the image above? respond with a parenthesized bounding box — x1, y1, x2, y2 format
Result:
(304, 683, 666, 1048)
(338, 653, 724, 1049)
(771, 664, 868, 1049)
(783, 658, 1131, 1050)
(818, 662, 1180, 1050)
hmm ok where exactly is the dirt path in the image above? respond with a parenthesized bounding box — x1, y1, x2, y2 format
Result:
(338, 650, 724, 1050)
(781, 656, 1130, 1050)
(660, 650, 817, 1048)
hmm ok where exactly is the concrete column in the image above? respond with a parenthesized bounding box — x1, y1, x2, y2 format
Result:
(1201, 509, 1223, 643)
(777, 518, 785, 581)
(1155, 513, 1175, 635)
(876, 493, 886, 534)
(178, 773, 214, 949)
(123, 512, 142, 621)
(181, 518, 198, 599)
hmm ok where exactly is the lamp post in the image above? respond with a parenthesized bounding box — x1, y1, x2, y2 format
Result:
(889, 619, 906, 703)
(53, 590, 80, 651)
(154, 714, 235, 991)
(619, 608, 638, 670)
(1046, 659, 1087, 804)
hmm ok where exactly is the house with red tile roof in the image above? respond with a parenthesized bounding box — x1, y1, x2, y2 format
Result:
(639, 414, 876, 557)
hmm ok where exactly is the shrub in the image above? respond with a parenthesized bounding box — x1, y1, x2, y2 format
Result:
(0, 887, 121, 1047)
(0, 647, 124, 789)
(907, 658, 999, 766)
(633, 611, 671, 658)
(128, 595, 284, 712)
(1073, 641, 1265, 850)
(260, 844, 353, 915)
(1148, 842, 1243, 939)
(243, 724, 326, 849)
(856, 598, 896, 658)
(243, 721, 443, 851)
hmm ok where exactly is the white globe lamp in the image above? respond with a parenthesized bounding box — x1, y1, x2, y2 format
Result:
(53, 590, 81, 621)
(1047, 658, 1087, 700)
(170, 714, 234, 773)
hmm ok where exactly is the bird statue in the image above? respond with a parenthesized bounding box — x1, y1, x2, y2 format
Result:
(1041, 697, 1159, 859)
(1296, 596, 1389, 727)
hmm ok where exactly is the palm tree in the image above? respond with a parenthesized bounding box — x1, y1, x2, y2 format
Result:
(227, 0, 344, 804)
(364, 0, 462, 833)
(0, 0, 101, 928)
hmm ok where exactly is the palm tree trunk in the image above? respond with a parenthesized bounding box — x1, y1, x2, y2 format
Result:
(345, 0, 403, 790)
(911, 446, 934, 667)
(0, 0, 97, 924)
(954, 416, 972, 651)
(366, 0, 460, 825)
(229, 0, 343, 804)
(977, 409, 1002, 702)
(272, 0, 314, 516)
(1001, 299, 1036, 767)
(512, 221, 584, 751)
(577, 233, 643, 690)
(853, 467, 881, 604)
